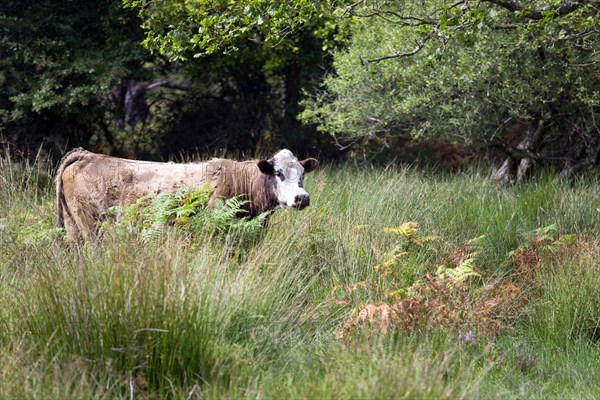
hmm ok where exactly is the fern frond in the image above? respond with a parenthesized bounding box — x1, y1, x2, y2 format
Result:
(104, 186, 263, 243)
(436, 259, 481, 283)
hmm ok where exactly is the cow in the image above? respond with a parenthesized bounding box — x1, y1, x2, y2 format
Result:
(55, 148, 319, 240)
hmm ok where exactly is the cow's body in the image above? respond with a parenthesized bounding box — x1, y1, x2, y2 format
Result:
(56, 148, 318, 240)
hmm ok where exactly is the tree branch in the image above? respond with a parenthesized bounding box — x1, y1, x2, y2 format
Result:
(361, 32, 434, 65)
(557, 155, 597, 177)
(356, 0, 598, 64)
(482, 0, 596, 20)
(145, 79, 191, 91)
(489, 139, 541, 160)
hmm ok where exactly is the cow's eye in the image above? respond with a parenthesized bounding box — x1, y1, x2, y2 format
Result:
(276, 170, 285, 181)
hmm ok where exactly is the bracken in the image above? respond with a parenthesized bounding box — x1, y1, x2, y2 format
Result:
(337, 274, 525, 341)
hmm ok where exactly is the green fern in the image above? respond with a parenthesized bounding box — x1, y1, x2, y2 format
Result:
(139, 191, 180, 242)
(196, 196, 268, 235)
(105, 184, 265, 242)
(530, 224, 558, 244)
(174, 185, 213, 222)
(436, 259, 481, 283)
(506, 224, 576, 259)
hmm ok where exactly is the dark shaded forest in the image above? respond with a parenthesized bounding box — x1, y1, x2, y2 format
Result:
(0, 0, 335, 161)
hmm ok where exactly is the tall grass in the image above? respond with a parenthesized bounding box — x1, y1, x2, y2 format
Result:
(0, 155, 599, 398)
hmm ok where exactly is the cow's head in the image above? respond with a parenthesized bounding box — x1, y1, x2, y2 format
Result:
(257, 149, 319, 210)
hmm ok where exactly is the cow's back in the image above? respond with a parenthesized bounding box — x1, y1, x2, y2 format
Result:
(56, 149, 215, 240)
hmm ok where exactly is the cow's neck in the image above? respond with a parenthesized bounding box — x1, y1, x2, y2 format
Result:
(218, 160, 277, 217)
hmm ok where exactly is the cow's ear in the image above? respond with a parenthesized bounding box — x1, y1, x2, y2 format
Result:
(257, 159, 275, 175)
(300, 158, 319, 173)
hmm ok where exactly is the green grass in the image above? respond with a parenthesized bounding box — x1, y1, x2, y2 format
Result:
(0, 155, 599, 398)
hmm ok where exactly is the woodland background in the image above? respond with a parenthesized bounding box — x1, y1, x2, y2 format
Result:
(1, 1, 599, 182)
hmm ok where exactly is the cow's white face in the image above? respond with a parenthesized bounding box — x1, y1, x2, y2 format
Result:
(257, 149, 319, 210)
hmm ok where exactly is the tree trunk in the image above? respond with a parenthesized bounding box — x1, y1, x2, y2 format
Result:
(491, 119, 544, 185)
(516, 156, 533, 184)
(491, 158, 515, 186)
(557, 155, 597, 178)
(111, 78, 190, 130)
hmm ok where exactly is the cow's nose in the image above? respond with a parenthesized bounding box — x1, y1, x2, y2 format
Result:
(294, 194, 310, 208)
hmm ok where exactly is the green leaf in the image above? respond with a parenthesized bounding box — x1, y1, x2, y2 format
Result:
(558, 234, 577, 246)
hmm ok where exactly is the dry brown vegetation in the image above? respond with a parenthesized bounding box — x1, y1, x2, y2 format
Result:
(336, 223, 591, 344)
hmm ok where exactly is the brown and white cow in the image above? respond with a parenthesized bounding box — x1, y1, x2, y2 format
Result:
(56, 148, 318, 240)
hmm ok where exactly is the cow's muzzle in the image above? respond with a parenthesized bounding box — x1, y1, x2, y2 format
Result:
(293, 194, 310, 209)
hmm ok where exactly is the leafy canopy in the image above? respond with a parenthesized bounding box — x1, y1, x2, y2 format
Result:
(0, 0, 150, 121)
(122, 0, 348, 60)
(300, 0, 600, 147)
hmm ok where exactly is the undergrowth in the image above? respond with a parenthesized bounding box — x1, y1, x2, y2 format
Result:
(102, 184, 268, 244)
(0, 155, 599, 399)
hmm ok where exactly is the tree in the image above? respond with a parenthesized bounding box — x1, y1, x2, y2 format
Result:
(0, 0, 190, 157)
(122, 0, 346, 60)
(300, 0, 600, 179)
(122, 0, 351, 156)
